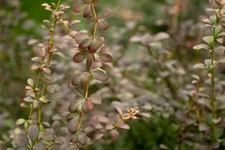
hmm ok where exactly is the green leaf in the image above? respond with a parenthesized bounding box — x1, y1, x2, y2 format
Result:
(218, 58, 225, 63)
(203, 36, 214, 45)
(217, 38, 223, 43)
(215, 25, 222, 36)
(27, 78, 34, 87)
(212, 117, 222, 124)
(214, 46, 225, 55)
(193, 44, 209, 50)
(153, 32, 170, 41)
(193, 63, 205, 69)
(16, 118, 26, 125)
(198, 123, 210, 132)
(209, 15, 217, 24)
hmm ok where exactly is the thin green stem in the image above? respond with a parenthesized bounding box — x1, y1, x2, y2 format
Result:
(90, 2, 98, 39)
(112, 119, 122, 130)
(37, 0, 61, 131)
(85, 71, 91, 99)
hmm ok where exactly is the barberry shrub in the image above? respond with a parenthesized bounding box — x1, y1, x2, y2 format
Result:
(1, 0, 224, 150)
(11, 0, 142, 149)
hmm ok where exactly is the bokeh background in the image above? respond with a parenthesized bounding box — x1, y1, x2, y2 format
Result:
(2, 0, 224, 150)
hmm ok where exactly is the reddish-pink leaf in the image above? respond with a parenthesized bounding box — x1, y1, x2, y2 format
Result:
(86, 55, 93, 70)
(77, 132, 88, 145)
(109, 129, 119, 140)
(73, 52, 87, 63)
(79, 38, 92, 49)
(88, 94, 102, 104)
(71, 73, 84, 86)
(42, 67, 51, 75)
(75, 32, 89, 43)
(116, 107, 123, 116)
(94, 134, 103, 140)
(28, 124, 39, 141)
(88, 37, 105, 53)
(92, 69, 108, 82)
(73, 4, 85, 13)
(68, 118, 78, 133)
(98, 20, 108, 31)
(99, 53, 113, 62)
(83, 6, 92, 18)
(97, 116, 109, 123)
(31, 63, 41, 70)
(105, 124, 114, 130)
(119, 123, 130, 130)
(99, 9, 112, 19)
(82, 101, 94, 113)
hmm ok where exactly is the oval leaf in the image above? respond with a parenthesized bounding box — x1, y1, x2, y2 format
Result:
(28, 124, 39, 141)
(73, 52, 87, 63)
(68, 118, 78, 134)
(193, 63, 205, 69)
(92, 69, 108, 82)
(98, 20, 108, 31)
(88, 94, 102, 104)
(99, 53, 113, 63)
(99, 9, 112, 19)
(79, 38, 92, 49)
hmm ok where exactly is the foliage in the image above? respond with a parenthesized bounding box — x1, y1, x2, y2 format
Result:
(0, 0, 225, 150)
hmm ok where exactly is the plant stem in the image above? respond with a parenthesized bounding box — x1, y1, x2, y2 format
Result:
(112, 119, 122, 130)
(210, 27, 216, 119)
(37, 0, 61, 130)
(85, 71, 91, 99)
(91, 2, 98, 39)
(210, 26, 217, 141)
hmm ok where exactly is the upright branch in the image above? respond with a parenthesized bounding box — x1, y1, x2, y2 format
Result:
(193, 0, 225, 141)
(12, 0, 142, 149)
